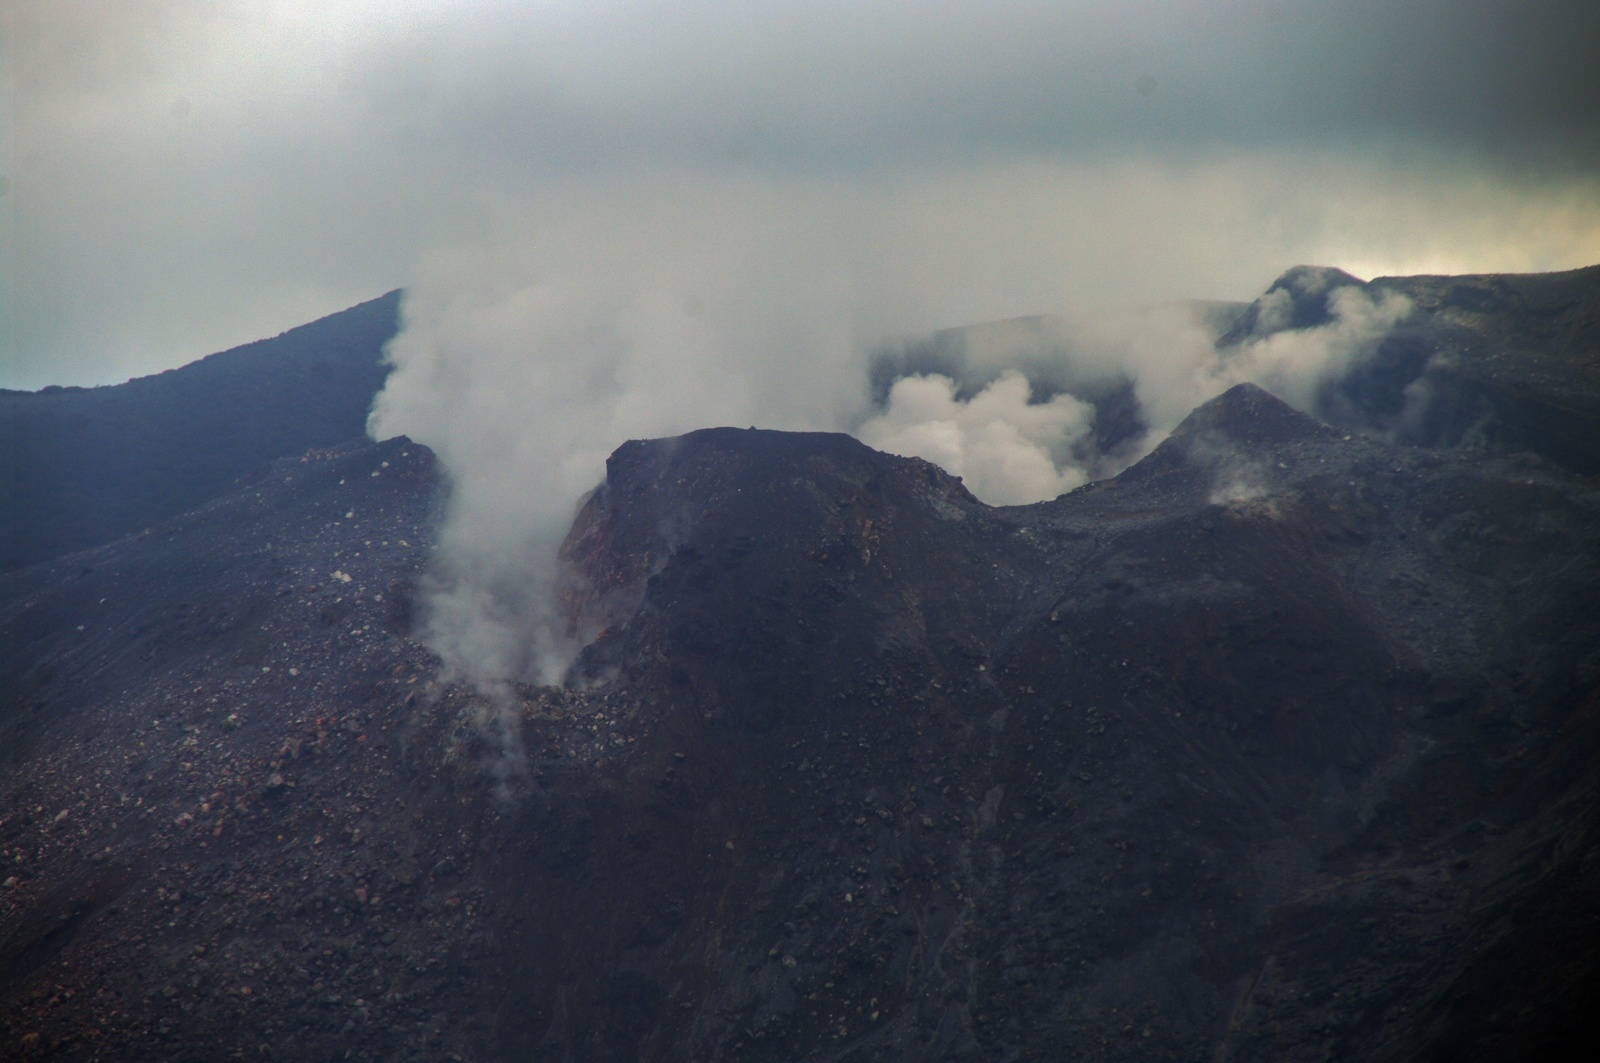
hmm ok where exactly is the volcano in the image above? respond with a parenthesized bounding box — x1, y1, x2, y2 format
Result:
(2, 267, 1598, 1062)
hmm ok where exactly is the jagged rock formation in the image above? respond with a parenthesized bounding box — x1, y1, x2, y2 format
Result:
(2, 268, 1598, 1062)
(0, 291, 401, 573)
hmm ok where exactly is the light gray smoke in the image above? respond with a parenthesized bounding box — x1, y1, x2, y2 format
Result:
(368, 179, 873, 683)
(368, 174, 1415, 689)
(858, 371, 1095, 505)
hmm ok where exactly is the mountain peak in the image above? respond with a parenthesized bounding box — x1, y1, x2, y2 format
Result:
(1222, 264, 1370, 342)
(6, 268, 1600, 1062)
(560, 426, 982, 657)
(1269, 263, 1366, 294)
(1169, 381, 1336, 446)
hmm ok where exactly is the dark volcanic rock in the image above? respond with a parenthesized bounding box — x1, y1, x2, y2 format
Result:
(0, 291, 401, 573)
(3, 267, 1600, 1063)
(1362, 265, 1600, 475)
(1237, 263, 1600, 476)
(499, 397, 1598, 1063)
(1, 436, 460, 1063)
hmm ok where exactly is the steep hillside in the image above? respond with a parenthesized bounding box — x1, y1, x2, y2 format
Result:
(2, 267, 1598, 1062)
(0, 291, 402, 572)
(1236, 264, 1600, 474)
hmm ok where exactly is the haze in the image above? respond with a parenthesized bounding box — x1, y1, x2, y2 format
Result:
(5, 0, 1599, 390)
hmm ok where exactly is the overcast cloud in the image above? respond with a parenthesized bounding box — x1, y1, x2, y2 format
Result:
(4, 0, 1599, 389)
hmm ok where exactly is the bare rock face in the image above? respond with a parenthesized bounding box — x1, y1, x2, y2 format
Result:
(3, 269, 1600, 1063)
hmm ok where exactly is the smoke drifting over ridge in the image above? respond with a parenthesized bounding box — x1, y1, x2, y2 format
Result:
(368, 176, 1416, 686)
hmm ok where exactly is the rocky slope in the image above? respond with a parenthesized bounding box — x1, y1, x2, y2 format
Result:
(0, 291, 401, 573)
(1235, 263, 1600, 475)
(3, 268, 1598, 1062)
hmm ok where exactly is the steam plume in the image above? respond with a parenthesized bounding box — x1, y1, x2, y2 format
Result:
(369, 176, 1415, 688)
(858, 372, 1094, 505)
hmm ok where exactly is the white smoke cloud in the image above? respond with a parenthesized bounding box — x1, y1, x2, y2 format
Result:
(368, 177, 874, 682)
(1115, 303, 1235, 436)
(858, 372, 1093, 505)
(1113, 282, 1414, 452)
(1217, 286, 1414, 409)
(369, 174, 1426, 688)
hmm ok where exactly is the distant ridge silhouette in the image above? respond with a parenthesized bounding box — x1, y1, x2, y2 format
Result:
(0, 291, 401, 572)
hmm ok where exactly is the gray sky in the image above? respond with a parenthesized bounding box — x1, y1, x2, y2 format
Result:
(4, 0, 1599, 390)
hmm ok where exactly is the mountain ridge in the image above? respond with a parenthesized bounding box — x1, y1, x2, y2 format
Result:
(3, 268, 1599, 1061)
(0, 291, 402, 573)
